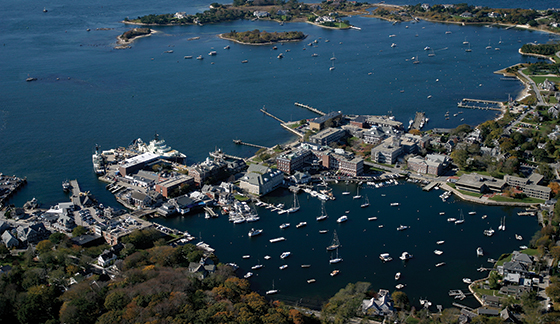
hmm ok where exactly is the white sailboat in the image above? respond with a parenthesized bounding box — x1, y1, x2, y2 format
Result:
(329, 248, 343, 264)
(326, 230, 340, 251)
(287, 192, 300, 213)
(330, 53, 336, 70)
(316, 201, 328, 221)
(455, 209, 465, 224)
(360, 195, 370, 208)
(342, 182, 350, 195)
(353, 185, 362, 199)
(266, 280, 278, 295)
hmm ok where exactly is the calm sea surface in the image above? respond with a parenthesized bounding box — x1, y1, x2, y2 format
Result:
(0, 0, 557, 308)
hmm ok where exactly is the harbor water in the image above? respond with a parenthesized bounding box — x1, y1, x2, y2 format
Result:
(0, 0, 555, 309)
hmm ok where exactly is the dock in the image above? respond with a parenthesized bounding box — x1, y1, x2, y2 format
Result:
(260, 107, 286, 124)
(203, 206, 218, 218)
(411, 111, 425, 130)
(281, 123, 304, 138)
(294, 102, 326, 116)
(423, 182, 440, 191)
(457, 98, 503, 111)
(233, 139, 269, 150)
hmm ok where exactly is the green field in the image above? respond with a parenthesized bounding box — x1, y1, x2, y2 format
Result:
(529, 75, 560, 84)
(489, 195, 544, 204)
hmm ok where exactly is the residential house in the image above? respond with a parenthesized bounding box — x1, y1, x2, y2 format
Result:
(548, 105, 559, 119)
(16, 223, 49, 245)
(460, 12, 473, 18)
(361, 289, 394, 316)
(253, 11, 269, 18)
(98, 249, 117, 267)
(188, 257, 216, 280)
(2, 231, 19, 249)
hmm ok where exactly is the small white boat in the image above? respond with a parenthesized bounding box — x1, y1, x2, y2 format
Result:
(379, 253, 392, 262)
(208, 51, 217, 56)
(515, 234, 523, 241)
(439, 212, 445, 215)
(447, 218, 456, 222)
(477, 247, 484, 257)
(244, 272, 253, 278)
(329, 249, 343, 264)
(251, 264, 263, 270)
(390, 202, 400, 206)
(397, 225, 409, 231)
(330, 269, 340, 277)
(242, 255, 250, 259)
(482, 215, 487, 219)
(395, 283, 405, 289)
(368, 217, 377, 221)
(378, 225, 384, 228)
(264, 255, 271, 260)
(395, 272, 401, 280)
(435, 262, 446, 267)
(399, 252, 413, 261)
(279, 264, 288, 270)
(279, 223, 290, 229)
(307, 278, 316, 283)
(468, 211, 476, 215)
(463, 278, 472, 284)
(319, 229, 328, 234)
(520, 245, 528, 250)
(436, 240, 444, 245)
(269, 237, 286, 243)
(280, 252, 291, 259)
(296, 222, 307, 228)
(337, 215, 348, 223)
(301, 264, 311, 268)
(484, 228, 495, 237)
(434, 250, 443, 256)
(248, 228, 263, 237)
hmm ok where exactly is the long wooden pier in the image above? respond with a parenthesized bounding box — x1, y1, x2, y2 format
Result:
(294, 102, 326, 116)
(281, 123, 304, 138)
(260, 108, 285, 124)
(233, 139, 269, 150)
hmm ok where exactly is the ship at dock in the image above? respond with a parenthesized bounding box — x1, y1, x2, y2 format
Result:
(130, 133, 187, 164)
(92, 144, 106, 176)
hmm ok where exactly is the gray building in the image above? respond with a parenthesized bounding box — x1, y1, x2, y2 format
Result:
(239, 164, 284, 196)
(371, 137, 403, 164)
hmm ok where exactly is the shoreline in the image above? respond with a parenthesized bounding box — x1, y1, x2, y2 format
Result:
(518, 48, 558, 63)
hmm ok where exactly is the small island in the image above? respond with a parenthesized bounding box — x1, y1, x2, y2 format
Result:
(219, 29, 306, 45)
(115, 27, 155, 49)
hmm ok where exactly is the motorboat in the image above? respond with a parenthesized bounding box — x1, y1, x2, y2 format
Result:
(242, 255, 250, 259)
(368, 217, 377, 221)
(434, 250, 443, 256)
(447, 218, 457, 222)
(279, 223, 290, 229)
(468, 211, 476, 215)
(515, 234, 523, 240)
(337, 215, 348, 223)
(397, 225, 409, 231)
(301, 264, 311, 268)
(279, 265, 288, 270)
(399, 252, 413, 261)
(269, 237, 285, 243)
(477, 247, 484, 256)
(280, 252, 291, 259)
(436, 240, 444, 245)
(243, 272, 253, 278)
(395, 283, 405, 290)
(390, 202, 400, 207)
(248, 228, 263, 237)
(296, 222, 307, 228)
(319, 229, 328, 234)
(395, 272, 401, 280)
(435, 262, 446, 267)
(330, 270, 340, 277)
(208, 51, 217, 56)
(251, 264, 263, 270)
(379, 253, 392, 262)
(484, 228, 495, 237)
(264, 255, 271, 260)
(463, 278, 472, 284)
(307, 278, 316, 283)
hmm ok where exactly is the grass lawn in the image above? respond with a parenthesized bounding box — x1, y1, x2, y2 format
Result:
(448, 183, 456, 189)
(234, 194, 250, 201)
(521, 248, 539, 256)
(458, 189, 482, 198)
(529, 76, 560, 84)
(489, 195, 544, 204)
(496, 253, 512, 267)
(472, 287, 505, 298)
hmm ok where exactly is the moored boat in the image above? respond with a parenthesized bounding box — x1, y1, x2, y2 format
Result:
(248, 228, 263, 237)
(330, 270, 340, 277)
(337, 215, 348, 223)
(395, 272, 401, 280)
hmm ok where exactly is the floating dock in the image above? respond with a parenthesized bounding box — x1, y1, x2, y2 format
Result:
(457, 98, 502, 111)
(423, 182, 440, 191)
(233, 139, 269, 150)
(411, 111, 425, 130)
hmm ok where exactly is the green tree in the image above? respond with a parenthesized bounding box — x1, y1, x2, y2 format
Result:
(72, 226, 88, 237)
(451, 149, 469, 170)
(36, 240, 54, 254)
(391, 291, 410, 310)
(49, 232, 68, 244)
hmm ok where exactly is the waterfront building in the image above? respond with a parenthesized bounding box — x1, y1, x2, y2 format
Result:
(408, 154, 448, 176)
(118, 152, 160, 177)
(155, 175, 195, 198)
(363, 126, 389, 145)
(291, 171, 311, 184)
(309, 128, 346, 146)
(504, 173, 551, 200)
(239, 164, 283, 196)
(188, 158, 227, 185)
(350, 116, 369, 128)
(132, 170, 159, 188)
(309, 111, 342, 131)
(366, 116, 403, 129)
(455, 173, 506, 193)
(188, 257, 216, 280)
(371, 136, 403, 164)
(276, 149, 312, 174)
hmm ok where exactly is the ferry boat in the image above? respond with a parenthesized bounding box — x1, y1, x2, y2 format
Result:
(337, 215, 348, 223)
(330, 270, 340, 277)
(296, 222, 307, 228)
(477, 247, 484, 257)
(379, 253, 392, 262)
(269, 237, 286, 243)
(399, 252, 413, 261)
(248, 228, 263, 237)
(279, 223, 290, 229)
(280, 252, 291, 259)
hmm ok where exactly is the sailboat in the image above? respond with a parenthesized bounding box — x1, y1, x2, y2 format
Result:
(330, 60, 335, 71)
(316, 201, 328, 221)
(266, 280, 278, 295)
(342, 182, 350, 195)
(486, 40, 492, 50)
(428, 48, 435, 57)
(287, 192, 300, 213)
(465, 43, 472, 52)
(498, 216, 506, 231)
(326, 230, 340, 251)
(463, 37, 469, 45)
(329, 248, 343, 264)
(360, 195, 370, 208)
(455, 209, 465, 224)
(353, 185, 362, 199)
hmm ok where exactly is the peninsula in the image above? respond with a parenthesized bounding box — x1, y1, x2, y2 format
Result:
(115, 27, 155, 49)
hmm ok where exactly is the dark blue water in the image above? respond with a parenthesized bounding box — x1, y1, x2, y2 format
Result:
(0, 0, 554, 308)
